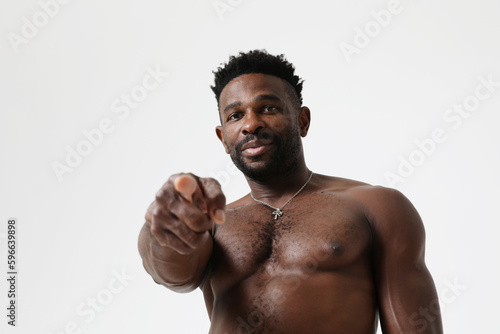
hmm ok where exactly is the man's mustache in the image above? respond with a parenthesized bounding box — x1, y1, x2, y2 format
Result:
(235, 132, 277, 152)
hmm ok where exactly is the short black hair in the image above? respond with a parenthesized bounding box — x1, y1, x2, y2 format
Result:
(211, 49, 304, 109)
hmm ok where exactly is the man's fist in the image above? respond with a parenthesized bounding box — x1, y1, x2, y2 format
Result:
(145, 173, 226, 255)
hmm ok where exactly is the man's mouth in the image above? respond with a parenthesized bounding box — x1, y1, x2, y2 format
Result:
(241, 139, 273, 157)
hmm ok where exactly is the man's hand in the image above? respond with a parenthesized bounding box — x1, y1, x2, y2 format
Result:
(145, 173, 226, 255)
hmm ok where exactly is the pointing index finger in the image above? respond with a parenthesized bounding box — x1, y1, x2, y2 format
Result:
(174, 174, 198, 203)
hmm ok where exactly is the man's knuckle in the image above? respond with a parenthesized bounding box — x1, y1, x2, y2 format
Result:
(205, 177, 220, 186)
(155, 193, 165, 204)
(200, 177, 218, 192)
(215, 193, 226, 204)
(152, 206, 164, 218)
(202, 180, 225, 202)
(150, 221, 162, 235)
(167, 217, 183, 231)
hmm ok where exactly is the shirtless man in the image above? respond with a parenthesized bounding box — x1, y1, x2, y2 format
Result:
(138, 50, 443, 333)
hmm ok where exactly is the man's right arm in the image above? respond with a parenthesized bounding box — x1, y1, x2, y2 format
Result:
(138, 174, 226, 293)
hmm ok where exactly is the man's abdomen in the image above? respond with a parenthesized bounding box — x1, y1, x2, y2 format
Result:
(208, 270, 377, 334)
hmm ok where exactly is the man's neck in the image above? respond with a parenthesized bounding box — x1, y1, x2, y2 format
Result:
(246, 162, 312, 207)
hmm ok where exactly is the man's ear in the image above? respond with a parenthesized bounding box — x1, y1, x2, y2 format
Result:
(298, 107, 311, 137)
(216, 125, 229, 154)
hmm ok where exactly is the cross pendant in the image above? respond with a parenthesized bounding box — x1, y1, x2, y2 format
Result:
(272, 208, 283, 220)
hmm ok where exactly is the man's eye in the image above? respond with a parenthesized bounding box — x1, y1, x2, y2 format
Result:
(264, 105, 277, 112)
(227, 113, 242, 121)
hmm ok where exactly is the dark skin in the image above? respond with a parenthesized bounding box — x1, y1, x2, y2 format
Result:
(138, 73, 443, 333)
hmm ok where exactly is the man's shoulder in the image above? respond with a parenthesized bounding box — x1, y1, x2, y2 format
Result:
(314, 173, 409, 213)
(324, 175, 421, 233)
(313, 173, 393, 195)
(313, 173, 369, 190)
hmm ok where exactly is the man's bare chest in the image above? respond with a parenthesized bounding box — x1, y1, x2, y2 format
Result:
(210, 193, 372, 285)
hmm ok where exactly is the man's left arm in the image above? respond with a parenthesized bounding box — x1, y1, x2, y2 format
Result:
(363, 186, 443, 334)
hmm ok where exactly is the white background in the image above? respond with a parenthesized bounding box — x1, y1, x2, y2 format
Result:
(1, 0, 499, 333)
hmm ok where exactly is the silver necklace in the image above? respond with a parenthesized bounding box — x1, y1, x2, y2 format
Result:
(250, 171, 314, 220)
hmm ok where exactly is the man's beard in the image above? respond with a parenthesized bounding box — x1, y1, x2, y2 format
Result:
(227, 127, 302, 182)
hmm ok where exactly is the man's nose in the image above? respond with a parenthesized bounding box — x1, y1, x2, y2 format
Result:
(241, 111, 264, 135)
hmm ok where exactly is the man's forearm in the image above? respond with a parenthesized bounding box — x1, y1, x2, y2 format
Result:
(138, 222, 213, 293)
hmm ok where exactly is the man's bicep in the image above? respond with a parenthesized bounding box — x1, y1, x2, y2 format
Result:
(366, 187, 443, 334)
(370, 188, 426, 269)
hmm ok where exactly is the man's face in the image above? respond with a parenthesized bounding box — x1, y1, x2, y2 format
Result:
(216, 73, 310, 182)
